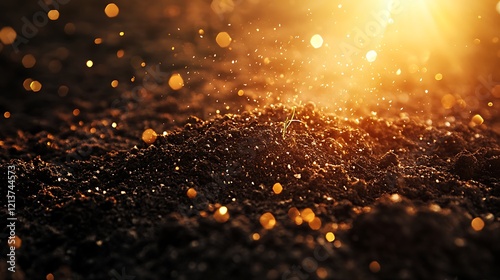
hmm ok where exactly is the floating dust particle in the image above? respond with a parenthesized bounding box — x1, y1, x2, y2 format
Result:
(168, 73, 184, 90)
(104, 3, 120, 18)
(94, 38, 102, 44)
(214, 206, 230, 223)
(30, 80, 42, 92)
(309, 217, 322, 230)
(252, 233, 260, 241)
(116, 49, 124, 58)
(48, 10, 60, 20)
(86, 60, 93, 67)
(441, 94, 456, 109)
(260, 212, 276, 230)
(175, 166, 180, 171)
(396, 68, 402, 75)
(198, 29, 205, 35)
(4, 112, 11, 119)
(488, 102, 493, 107)
(272, 183, 283, 194)
(96, 240, 103, 246)
(366, 50, 377, 62)
(141, 128, 157, 144)
(0, 26, 16, 45)
(310, 34, 324, 48)
(369, 261, 381, 273)
(22, 54, 36, 68)
(325, 232, 335, 242)
(435, 73, 443, 81)
(263, 57, 271, 64)
(301, 208, 315, 223)
(216, 32, 232, 48)
(12, 236, 22, 249)
(470, 114, 484, 126)
(46, 273, 55, 280)
(471, 217, 485, 231)
(237, 89, 244, 96)
(316, 267, 328, 279)
(119, 31, 125, 36)
(111, 122, 117, 128)
(186, 188, 197, 199)
(333, 240, 342, 248)
(72, 109, 80, 116)
(111, 80, 119, 88)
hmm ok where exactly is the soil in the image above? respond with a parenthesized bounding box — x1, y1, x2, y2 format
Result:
(1, 1, 500, 280)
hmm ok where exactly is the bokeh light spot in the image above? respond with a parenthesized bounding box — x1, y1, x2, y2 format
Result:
(22, 54, 36, 68)
(142, 128, 157, 144)
(48, 10, 60, 20)
(0, 26, 16, 45)
(366, 50, 377, 62)
(168, 73, 184, 90)
(105, 3, 120, 18)
(310, 34, 324, 48)
(471, 217, 485, 231)
(216, 32, 232, 48)
(272, 182, 283, 194)
(30, 81, 42, 92)
(369, 261, 381, 273)
(260, 212, 276, 230)
(325, 232, 335, 242)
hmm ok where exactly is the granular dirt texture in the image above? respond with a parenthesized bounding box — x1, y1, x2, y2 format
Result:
(1, 104, 499, 280)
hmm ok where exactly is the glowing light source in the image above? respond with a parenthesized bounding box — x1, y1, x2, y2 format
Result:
(86, 60, 93, 67)
(0, 26, 16, 45)
(105, 3, 120, 18)
(366, 50, 377, 62)
(259, 212, 276, 229)
(369, 261, 381, 273)
(471, 217, 485, 231)
(310, 34, 324, 48)
(300, 208, 315, 223)
(142, 128, 157, 144)
(216, 32, 232, 48)
(168, 73, 184, 90)
(441, 94, 456, 109)
(22, 54, 36, 68)
(214, 206, 230, 223)
(30, 81, 42, 92)
(470, 114, 484, 126)
(187, 188, 197, 199)
(325, 232, 335, 242)
(272, 183, 283, 194)
(309, 217, 322, 230)
(48, 10, 60, 20)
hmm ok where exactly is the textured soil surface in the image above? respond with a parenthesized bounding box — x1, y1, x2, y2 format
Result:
(1, 1, 500, 280)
